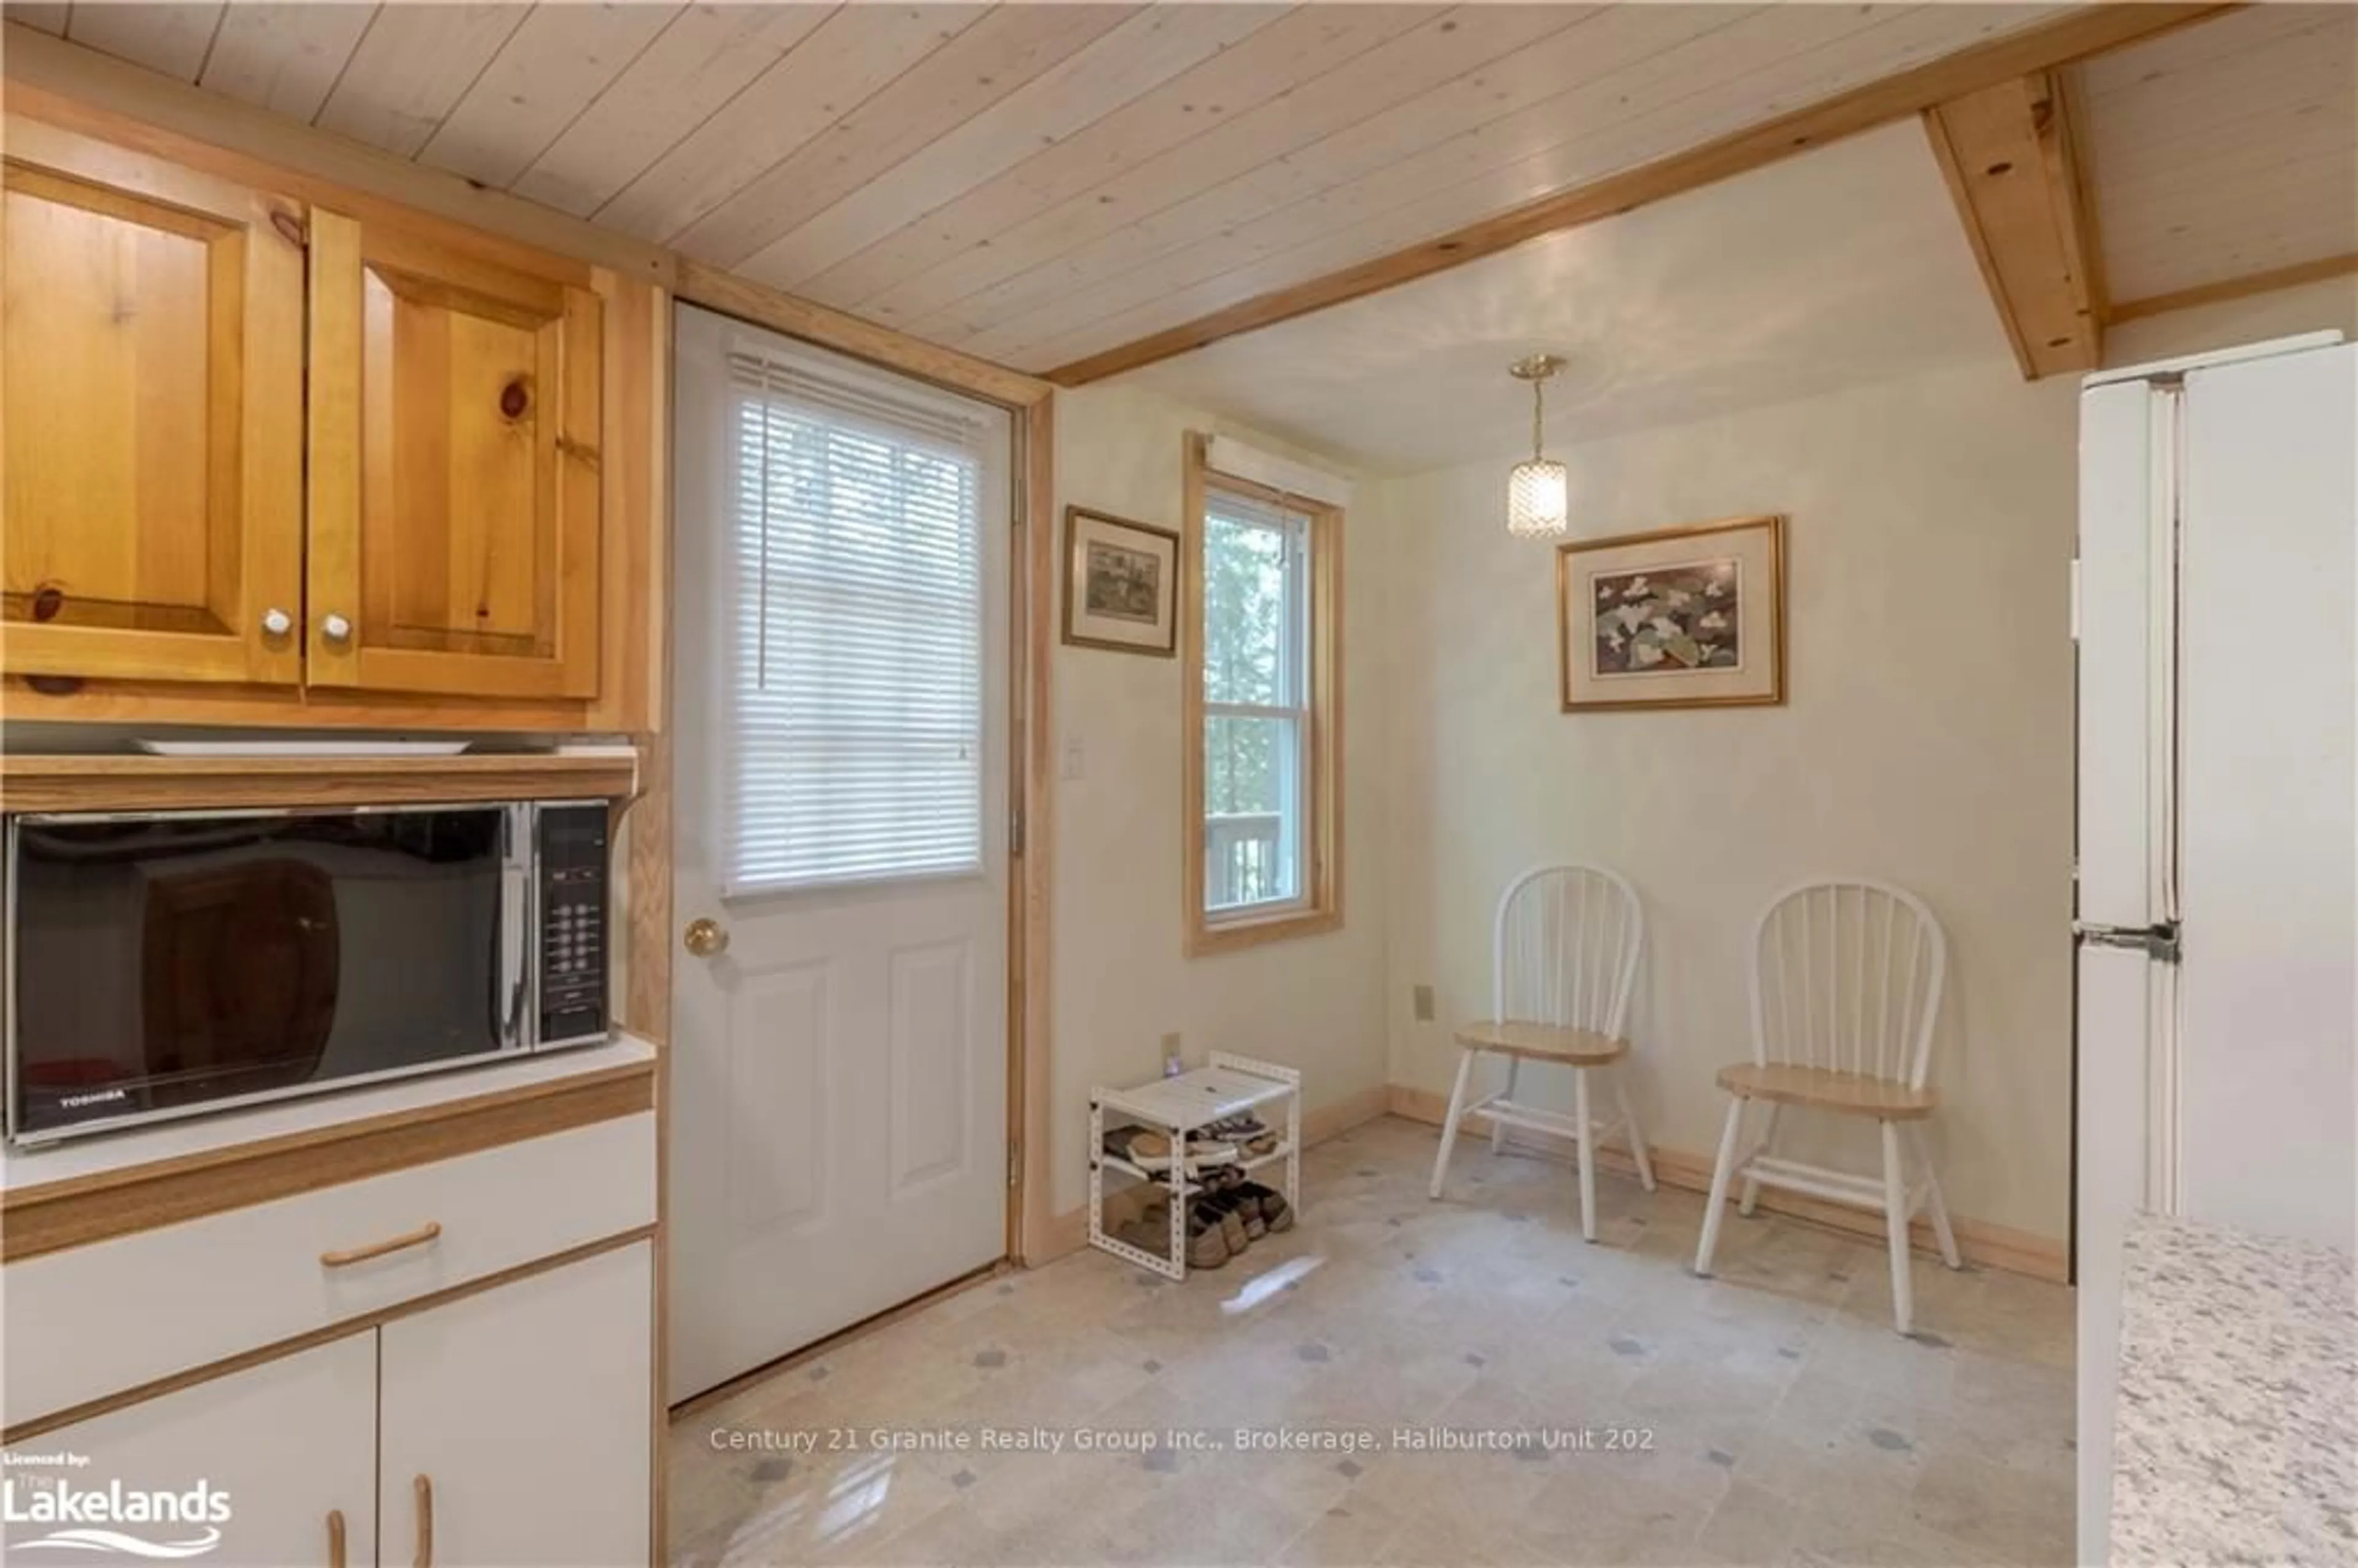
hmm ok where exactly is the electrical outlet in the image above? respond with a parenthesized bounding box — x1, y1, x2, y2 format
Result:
(1161, 1032, 1184, 1077)
(1412, 984, 1435, 1022)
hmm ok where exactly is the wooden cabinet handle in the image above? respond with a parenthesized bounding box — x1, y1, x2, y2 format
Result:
(413, 1475, 434, 1568)
(326, 1508, 346, 1568)
(320, 1221, 442, 1268)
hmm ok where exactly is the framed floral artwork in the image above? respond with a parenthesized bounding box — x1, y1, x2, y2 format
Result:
(1063, 505, 1180, 656)
(1557, 514, 1786, 711)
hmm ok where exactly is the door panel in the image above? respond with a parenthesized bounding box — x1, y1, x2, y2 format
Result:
(1, 119, 303, 685)
(669, 304, 1011, 1399)
(2179, 344, 2356, 1248)
(308, 210, 601, 700)
(9, 1334, 375, 1566)
(725, 958, 827, 1233)
(2072, 376, 2169, 1567)
(890, 939, 974, 1191)
(379, 1242, 652, 1568)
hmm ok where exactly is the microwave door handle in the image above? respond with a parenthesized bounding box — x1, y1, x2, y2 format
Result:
(500, 812, 532, 1049)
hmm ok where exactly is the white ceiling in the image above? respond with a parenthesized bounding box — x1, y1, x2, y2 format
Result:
(2077, 2, 2358, 306)
(2, 1, 2070, 374)
(1118, 120, 2009, 475)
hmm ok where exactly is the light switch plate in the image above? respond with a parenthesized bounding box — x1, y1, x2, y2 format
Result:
(1412, 984, 1436, 1022)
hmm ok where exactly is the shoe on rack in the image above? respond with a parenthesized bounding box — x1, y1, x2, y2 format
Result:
(1235, 1180, 1293, 1233)
(1118, 1199, 1229, 1269)
(1204, 1187, 1267, 1241)
(1196, 1196, 1248, 1256)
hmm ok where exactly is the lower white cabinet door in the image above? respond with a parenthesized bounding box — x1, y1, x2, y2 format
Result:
(378, 1241, 653, 1568)
(7, 1333, 376, 1566)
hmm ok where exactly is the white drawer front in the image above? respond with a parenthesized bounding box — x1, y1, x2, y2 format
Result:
(3, 1112, 655, 1428)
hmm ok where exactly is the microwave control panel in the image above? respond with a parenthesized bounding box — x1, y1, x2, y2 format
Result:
(537, 803, 611, 1047)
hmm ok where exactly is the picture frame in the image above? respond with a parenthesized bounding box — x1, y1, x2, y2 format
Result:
(1062, 505, 1180, 658)
(1557, 514, 1786, 712)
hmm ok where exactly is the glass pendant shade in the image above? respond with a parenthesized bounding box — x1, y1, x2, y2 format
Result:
(1506, 457, 1569, 537)
(1504, 353, 1568, 537)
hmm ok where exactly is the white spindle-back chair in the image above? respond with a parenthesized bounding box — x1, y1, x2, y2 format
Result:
(1429, 865, 1657, 1241)
(1694, 879, 1961, 1334)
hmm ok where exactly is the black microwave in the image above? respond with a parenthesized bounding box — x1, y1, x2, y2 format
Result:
(4, 799, 612, 1146)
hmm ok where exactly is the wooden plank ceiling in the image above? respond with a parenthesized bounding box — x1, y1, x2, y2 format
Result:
(2076, 2, 2357, 314)
(9, 1, 2098, 373)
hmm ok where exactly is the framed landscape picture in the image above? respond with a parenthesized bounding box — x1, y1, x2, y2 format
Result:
(1063, 505, 1180, 657)
(1557, 514, 1786, 712)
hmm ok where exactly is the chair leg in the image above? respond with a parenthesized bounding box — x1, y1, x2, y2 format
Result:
(1572, 1066, 1597, 1243)
(1490, 1057, 1521, 1154)
(1428, 1049, 1478, 1200)
(1880, 1119, 1915, 1337)
(1908, 1123, 1963, 1269)
(1694, 1096, 1746, 1276)
(1616, 1071, 1656, 1192)
(1738, 1103, 1781, 1217)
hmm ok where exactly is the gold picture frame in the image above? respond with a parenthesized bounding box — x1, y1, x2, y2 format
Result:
(1062, 505, 1180, 657)
(1557, 514, 1786, 712)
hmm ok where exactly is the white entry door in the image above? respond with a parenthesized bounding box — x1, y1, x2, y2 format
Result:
(669, 304, 1012, 1400)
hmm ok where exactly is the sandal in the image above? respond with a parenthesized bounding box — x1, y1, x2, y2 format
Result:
(1118, 1200, 1229, 1270)
(1103, 1126, 1175, 1171)
(1195, 1196, 1248, 1256)
(1218, 1190, 1269, 1241)
(1236, 1180, 1293, 1233)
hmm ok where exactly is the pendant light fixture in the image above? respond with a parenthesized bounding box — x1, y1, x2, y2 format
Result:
(1505, 353, 1569, 538)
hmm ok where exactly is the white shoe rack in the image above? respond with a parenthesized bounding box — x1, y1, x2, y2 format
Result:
(1088, 1052, 1302, 1280)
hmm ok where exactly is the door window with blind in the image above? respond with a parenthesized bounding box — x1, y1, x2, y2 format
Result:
(1186, 439, 1342, 952)
(720, 346, 1002, 894)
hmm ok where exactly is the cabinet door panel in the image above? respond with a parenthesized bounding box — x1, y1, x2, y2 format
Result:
(309, 210, 601, 700)
(7, 1333, 375, 1566)
(1, 120, 303, 684)
(379, 1240, 652, 1568)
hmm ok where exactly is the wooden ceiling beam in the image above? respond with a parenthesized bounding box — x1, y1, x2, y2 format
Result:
(1924, 72, 2104, 379)
(1045, 3, 2238, 387)
(2109, 252, 2358, 324)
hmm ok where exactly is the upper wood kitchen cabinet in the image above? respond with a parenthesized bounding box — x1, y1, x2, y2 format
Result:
(1, 118, 305, 686)
(307, 209, 604, 701)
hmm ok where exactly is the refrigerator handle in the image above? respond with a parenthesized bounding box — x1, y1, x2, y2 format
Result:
(2073, 919, 2181, 962)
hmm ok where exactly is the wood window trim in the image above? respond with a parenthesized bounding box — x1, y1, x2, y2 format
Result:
(1181, 433, 1344, 958)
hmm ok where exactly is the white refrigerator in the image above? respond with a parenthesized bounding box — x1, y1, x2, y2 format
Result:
(2074, 332, 2357, 1562)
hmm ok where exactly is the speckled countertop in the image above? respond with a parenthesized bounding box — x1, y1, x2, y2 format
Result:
(2111, 1213, 2357, 1566)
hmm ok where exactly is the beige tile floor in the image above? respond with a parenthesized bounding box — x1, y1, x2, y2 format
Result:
(670, 1116, 2075, 1567)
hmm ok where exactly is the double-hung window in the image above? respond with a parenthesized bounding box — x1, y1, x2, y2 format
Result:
(1186, 437, 1342, 952)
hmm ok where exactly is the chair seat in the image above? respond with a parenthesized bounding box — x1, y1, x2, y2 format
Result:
(1715, 1062, 1939, 1120)
(1453, 1020, 1628, 1065)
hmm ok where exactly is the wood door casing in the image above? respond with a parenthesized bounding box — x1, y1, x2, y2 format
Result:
(309, 209, 602, 700)
(0, 118, 304, 685)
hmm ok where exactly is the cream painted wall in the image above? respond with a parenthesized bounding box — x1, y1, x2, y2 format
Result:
(1044, 274, 2356, 1240)
(1358, 276, 2358, 1248)
(1046, 383, 1389, 1216)
(2104, 273, 2358, 367)
(1364, 359, 2084, 1242)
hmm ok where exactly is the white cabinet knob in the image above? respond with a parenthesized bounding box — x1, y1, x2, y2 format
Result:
(261, 607, 292, 637)
(321, 613, 354, 644)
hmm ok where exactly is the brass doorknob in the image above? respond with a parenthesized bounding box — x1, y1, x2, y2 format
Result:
(683, 917, 728, 958)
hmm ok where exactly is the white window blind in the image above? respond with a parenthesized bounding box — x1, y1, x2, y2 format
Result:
(724, 349, 988, 894)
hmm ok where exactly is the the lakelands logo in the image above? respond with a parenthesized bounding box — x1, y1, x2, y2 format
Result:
(3, 1466, 232, 1559)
